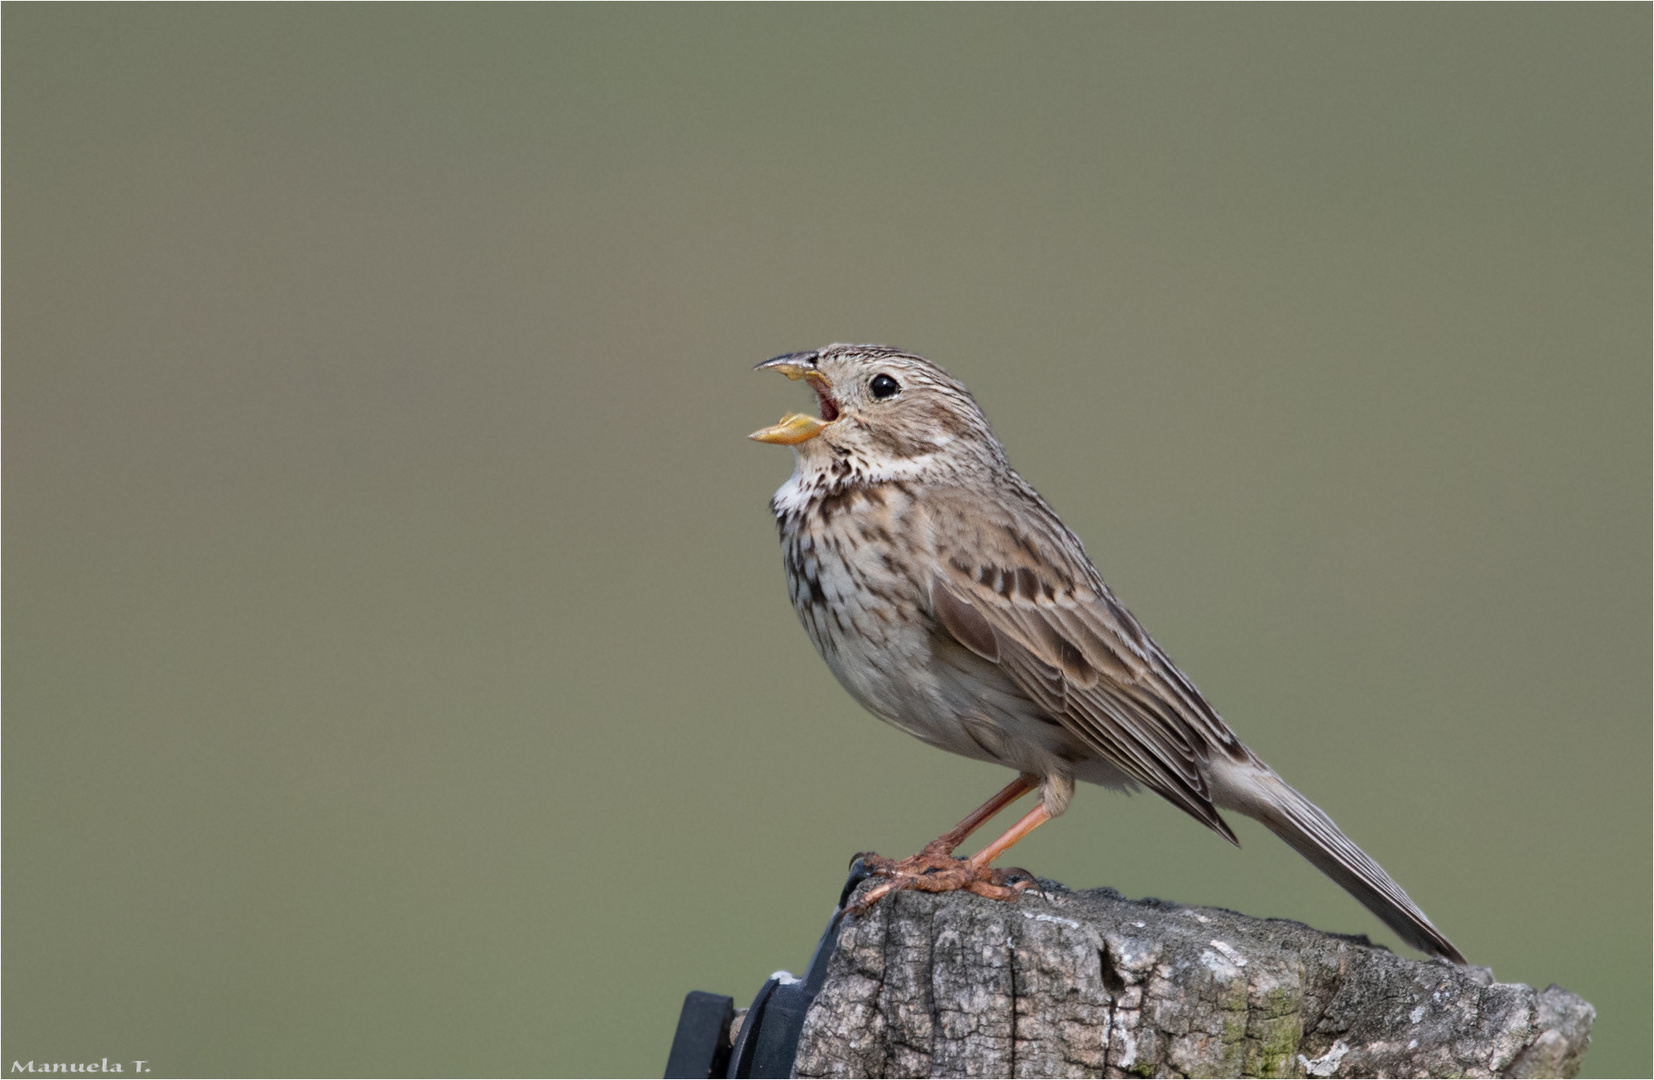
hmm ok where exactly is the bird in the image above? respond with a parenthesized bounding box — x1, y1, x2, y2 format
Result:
(748, 343, 1465, 964)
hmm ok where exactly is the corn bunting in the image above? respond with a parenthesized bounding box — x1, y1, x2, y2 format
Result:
(750, 344, 1463, 963)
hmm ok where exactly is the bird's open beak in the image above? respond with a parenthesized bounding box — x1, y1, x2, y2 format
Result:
(749, 356, 838, 445)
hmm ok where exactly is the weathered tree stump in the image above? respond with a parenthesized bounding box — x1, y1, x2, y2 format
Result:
(794, 880, 1592, 1079)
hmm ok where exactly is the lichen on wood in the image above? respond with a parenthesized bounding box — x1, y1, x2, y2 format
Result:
(793, 881, 1591, 1079)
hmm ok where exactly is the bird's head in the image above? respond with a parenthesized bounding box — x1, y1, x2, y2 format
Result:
(749, 344, 1004, 482)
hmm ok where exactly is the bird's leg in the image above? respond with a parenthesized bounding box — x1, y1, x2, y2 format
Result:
(959, 802, 1054, 896)
(848, 777, 1053, 914)
(853, 774, 1034, 875)
(935, 773, 1038, 850)
(923, 773, 1039, 855)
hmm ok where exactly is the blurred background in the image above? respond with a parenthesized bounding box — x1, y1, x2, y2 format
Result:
(5, 7, 1647, 1078)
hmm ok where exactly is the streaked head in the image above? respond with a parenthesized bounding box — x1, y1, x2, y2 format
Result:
(749, 344, 1004, 480)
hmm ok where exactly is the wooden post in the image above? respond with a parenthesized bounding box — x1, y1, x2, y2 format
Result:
(793, 880, 1593, 1079)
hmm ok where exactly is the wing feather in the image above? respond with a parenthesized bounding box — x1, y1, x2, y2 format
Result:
(928, 486, 1243, 842)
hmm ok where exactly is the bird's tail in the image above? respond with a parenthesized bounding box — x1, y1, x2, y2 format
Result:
(1210, 756, 1466, 964)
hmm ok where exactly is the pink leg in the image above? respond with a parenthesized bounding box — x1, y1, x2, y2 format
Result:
(848, 782, 1053, 914)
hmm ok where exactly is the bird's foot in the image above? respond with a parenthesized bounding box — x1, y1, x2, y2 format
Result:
(844, 843, 1036, 915)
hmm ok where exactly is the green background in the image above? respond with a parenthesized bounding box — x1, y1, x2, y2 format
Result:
(6, 7, 1647, 1077)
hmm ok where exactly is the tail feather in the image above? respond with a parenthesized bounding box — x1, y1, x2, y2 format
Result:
(1212, 759, 1466, 964)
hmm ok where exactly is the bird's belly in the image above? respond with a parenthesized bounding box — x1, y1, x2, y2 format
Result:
(797, 570, 1080, 773)
(814, 611, 1140, 790)
(807, 592, 960, 745)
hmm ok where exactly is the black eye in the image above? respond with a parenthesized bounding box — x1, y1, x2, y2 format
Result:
(869, 373, 900, 399)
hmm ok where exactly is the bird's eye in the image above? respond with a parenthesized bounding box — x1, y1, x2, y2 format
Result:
(869, 374, 900, 399)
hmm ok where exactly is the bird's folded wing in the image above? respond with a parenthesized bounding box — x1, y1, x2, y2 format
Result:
(931, 551, 1242, 843)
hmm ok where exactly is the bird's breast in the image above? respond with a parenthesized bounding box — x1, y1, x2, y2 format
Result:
(775, 483, 945, 725)
(771, 476, 1102, 777)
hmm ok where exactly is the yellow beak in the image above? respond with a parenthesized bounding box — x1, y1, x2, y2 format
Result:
(749, 359, 835, 445)
(749, 411, 829, 445)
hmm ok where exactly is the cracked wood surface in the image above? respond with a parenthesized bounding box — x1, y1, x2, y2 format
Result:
(794, 881, 1591, 1079)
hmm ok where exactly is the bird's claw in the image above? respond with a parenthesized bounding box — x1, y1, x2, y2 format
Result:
(841, 849, 1031, 916)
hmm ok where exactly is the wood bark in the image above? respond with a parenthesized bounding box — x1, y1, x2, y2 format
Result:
(794, 881, 1592, 1079)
